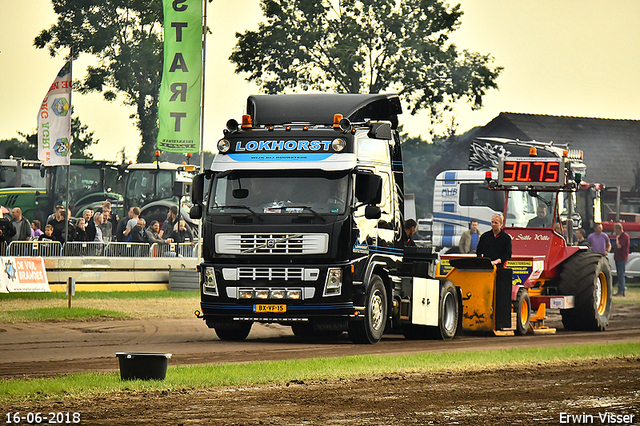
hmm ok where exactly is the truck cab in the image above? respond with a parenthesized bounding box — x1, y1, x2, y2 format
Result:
(190, 94, 413, 343)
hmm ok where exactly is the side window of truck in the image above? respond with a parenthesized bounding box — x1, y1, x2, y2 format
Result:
(380, 172, 391, 213)
(460, 183, 504, 211)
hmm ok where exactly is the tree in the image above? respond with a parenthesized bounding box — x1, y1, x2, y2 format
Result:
(34, 0, 164, 162)
(401, 129, 444, 217)
(0, 115, 98, 160)
(70, 115, 100, 159)
(0, 138, 35, 159)
(231, 0, 502, 122)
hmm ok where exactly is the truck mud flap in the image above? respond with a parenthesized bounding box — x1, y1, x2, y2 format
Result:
(495, 268, 512, 330)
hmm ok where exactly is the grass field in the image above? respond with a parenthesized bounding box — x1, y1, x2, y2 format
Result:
(0, 291, 200, 322)
(1, 286, 637, 322)
(0, 342, 638, 403)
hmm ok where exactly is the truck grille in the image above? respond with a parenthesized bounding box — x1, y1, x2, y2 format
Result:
(238, 267, 304, 280)
(216, 233, 328, 255)
(223, 267, 320, 282)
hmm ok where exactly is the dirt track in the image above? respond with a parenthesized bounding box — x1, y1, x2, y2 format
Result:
(1, 301, 640, 425)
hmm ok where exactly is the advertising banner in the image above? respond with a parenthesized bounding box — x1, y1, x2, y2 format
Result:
(37, 61, 72, 166)
(157, 0, 203, 153)
(0, 257, 50, 293)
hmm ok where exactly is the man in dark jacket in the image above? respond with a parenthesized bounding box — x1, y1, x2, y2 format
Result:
(0, 212, 16, 245)
(476, 214, 512, 268)
(48, 210, 76, 243)
(159, 206, 178, 238)
(167, 220, 194, 244)
(11, 208, 32, 241)
(127, 218, 149, 243)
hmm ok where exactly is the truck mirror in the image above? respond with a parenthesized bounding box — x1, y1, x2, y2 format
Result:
(173, 181, 192, 197)
(364, 205, 381, 220)
(191, 173, 205, 206)
(367, 122, 392, 140)
(355, 172, 382, 205)
(189, 204, 202, 220)
(232, 188, 249, 199)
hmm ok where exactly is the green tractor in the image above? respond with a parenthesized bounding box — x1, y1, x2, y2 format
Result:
(0, 158, 123, 224)
(119, 162, 198, 233)
(0, 159, 47, 221)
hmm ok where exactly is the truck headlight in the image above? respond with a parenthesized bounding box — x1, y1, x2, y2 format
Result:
(323, 268, 342, 296)
(239, 289, 253, 299)
(255, 289, 269, 299)
(203, 267, 218, 296)
(286, 289, 302, 300)
(217, 139, 231, 153)
(331, 138, 346, 152)
(270, 289, 286, 299)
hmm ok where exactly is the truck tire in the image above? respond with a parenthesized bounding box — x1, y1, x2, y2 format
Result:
(348, 275, 387, 344)
(434, 280, 459, 340)
(514, 288, 531, 336)
(212, 321, 253, 341)
(402, 280, 459, 340)
(558, 252, 612, 331)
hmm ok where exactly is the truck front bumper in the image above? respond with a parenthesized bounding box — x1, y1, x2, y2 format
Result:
(200, 301, 359, 323)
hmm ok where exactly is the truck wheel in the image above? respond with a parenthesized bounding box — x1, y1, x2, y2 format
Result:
(436, 280, 459, 339)
(348, 275, 387, 344)
(514, 288, 531, 336)
(558, 252, 612, 331)
(402, 280, 459, 340)
(425, 280, 459, 340)
(213, 321, 253, 341)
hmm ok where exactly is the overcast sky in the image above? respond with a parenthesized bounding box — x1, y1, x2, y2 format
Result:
(1, 0, 639, 161)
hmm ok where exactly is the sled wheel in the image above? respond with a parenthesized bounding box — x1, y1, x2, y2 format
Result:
(514, 288, 531, 336)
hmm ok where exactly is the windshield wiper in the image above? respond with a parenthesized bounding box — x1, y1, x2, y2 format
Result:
(213, 205, 263, 222)
(284, 206, 326, 222)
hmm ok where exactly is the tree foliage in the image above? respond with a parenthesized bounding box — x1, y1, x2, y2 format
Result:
(0, 115, 98, 160)
(34, 0, 164, 162)
(231, 0, 502, 121)
(400, 130, 444, 217)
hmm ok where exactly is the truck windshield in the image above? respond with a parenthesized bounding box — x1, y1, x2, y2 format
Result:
(504, 190, 557, 228)
(208, 170, 349, 215)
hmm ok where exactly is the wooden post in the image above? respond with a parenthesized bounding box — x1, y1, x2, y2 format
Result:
(66, 276, 75, 308)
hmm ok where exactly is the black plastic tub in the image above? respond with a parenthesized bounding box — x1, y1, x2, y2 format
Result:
(115, 352, 172, 381)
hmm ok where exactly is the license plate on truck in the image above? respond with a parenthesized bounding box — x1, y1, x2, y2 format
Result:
(253, 304, 286, 313)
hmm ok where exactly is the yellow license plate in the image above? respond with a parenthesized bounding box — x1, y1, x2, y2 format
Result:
(254, 304, 286, 313)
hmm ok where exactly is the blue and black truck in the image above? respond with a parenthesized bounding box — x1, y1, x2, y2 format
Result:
(189, 94, 461, 343)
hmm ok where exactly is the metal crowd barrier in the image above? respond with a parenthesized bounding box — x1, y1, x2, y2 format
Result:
(3, 240, 201, 258)
(150, 242, 201, 258)
(63, 241, 106, 257)
(6, 241, 63, 257)
(104, 242, 151, 257)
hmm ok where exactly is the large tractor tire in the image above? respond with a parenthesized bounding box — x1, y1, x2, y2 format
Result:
(349, 275, 387, 344)
(402, 280, 459, 340)
(558, 252, 612, 331)
(514, 288, 531, 336)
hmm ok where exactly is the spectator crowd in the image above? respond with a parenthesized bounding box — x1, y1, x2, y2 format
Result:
(0, 201, 194, 249)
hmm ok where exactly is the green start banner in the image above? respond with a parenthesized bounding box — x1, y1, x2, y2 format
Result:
(157, 0, 202, 153)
